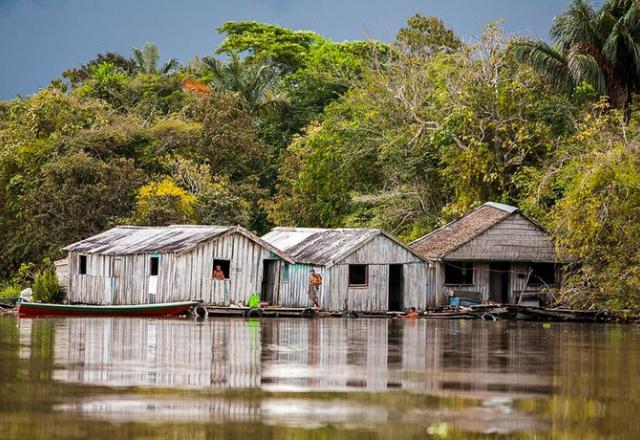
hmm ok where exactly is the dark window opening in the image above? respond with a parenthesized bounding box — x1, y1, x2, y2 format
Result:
(283, 263, 290, 283)
(528, 263, 556, 285)
(444, 262, 473, 285)
(79, 255, 87, 275)
(150, 256, 159, 276)
(212, 259, 231, 280)
(349, 264, 368, 286)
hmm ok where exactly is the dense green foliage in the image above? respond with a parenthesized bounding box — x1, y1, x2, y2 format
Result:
(2, 2, 640, 310)
(31, 269, 64, 303)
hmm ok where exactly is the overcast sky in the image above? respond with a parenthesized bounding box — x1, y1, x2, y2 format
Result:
(0, 0, 568, 99)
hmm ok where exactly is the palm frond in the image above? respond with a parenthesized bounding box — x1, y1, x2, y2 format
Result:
(161, 58, 179, 74)
(512, 40, 574, 91)
(551, 0, 602, 50)
(566, 49, 607, 94)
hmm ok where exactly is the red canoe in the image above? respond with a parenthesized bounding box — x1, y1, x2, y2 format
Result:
(17, 300, 201, 317)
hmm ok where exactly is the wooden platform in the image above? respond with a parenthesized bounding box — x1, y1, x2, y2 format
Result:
(205, 305, 318, 318)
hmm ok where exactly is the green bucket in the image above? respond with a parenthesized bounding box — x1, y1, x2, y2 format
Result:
(248, 294, 260, 309)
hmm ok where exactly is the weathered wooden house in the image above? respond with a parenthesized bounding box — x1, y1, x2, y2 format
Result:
(410, 202, 562, 306)
(261, 227, 428, 312)
(61, 225, 292, 305)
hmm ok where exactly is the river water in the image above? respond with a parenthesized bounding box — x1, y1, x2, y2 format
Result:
(0, 315, 638, 439)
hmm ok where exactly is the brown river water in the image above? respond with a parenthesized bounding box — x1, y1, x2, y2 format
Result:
(0, 315, 639, 439)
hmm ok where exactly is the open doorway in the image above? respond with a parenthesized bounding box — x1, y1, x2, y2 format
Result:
(388, 264, 403, 311)
(261, 260, 279, 304)
(489, 262, 510, 304)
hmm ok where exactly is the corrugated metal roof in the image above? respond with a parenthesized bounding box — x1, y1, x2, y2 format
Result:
(262, 227, 392, 266)
(64, 225, 233, 255)
(483, 202, 518, 213)
(410, 203, 516, 260)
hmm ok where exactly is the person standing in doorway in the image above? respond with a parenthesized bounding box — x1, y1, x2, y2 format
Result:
(308, 269, 322, 308)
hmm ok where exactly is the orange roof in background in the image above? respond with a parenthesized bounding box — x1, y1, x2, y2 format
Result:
(180, 78, 210, 96)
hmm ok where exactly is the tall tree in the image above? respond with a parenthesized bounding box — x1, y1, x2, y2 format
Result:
(131, 43, 178, 74)
(216, 21, 320, 72)
(396, 14, 461, 58)
(512, 0, 640, 108)
(200, 53, 285, 113)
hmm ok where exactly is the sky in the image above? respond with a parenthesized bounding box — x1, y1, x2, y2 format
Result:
(0, 0, 568, 99)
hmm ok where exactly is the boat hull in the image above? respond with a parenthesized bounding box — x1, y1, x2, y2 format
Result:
(17, 301, 199, 317)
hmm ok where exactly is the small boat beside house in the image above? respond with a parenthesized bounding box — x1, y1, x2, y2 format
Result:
(17, 300, 200, 317)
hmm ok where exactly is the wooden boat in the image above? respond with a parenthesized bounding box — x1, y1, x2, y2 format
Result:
(17, 300, 200, 317)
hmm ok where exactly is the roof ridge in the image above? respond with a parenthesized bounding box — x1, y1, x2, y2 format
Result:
(482, 201, 518, 213)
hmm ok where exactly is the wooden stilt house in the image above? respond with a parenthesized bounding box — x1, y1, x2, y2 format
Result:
(410, 202, 563, 306)
(261, 227, 428, 312)
(62, 225, 293, 305)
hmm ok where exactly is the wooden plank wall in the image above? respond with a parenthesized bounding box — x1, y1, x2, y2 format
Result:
(66, 232, 283, 305)
(276, 263, 322, 308)
(432, 262, 490, 305)
(277, 235, 428, 312)
(446, 213, 556, 262)
(431, 261, 560, 305)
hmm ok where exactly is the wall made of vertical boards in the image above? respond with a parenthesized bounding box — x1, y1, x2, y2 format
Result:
(509, 263, 529, 303)
(432, 261, 491, 306)
(66, 232, 282, 306)
(333, 235, 428, 312)
(275, 235, 429, 312)
(170, 232, 276, 305)
(276, 263, 321, 308)
(425, 263, 437, 307)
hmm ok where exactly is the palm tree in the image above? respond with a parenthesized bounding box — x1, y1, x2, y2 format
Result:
(512, 0, 640, 108)
(131, 43, 178, 74)
(200, 52, 287, 113)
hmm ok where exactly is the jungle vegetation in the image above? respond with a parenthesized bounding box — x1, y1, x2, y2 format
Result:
(2, 0, 640, 310)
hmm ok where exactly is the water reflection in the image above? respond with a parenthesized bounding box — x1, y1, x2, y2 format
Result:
(4, 316, 640, 439)
(38, 318, 556, 398)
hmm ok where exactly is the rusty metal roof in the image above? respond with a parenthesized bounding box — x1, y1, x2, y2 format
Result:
(64, 225, 293, 261)
(262, 227, 423, 267)
(409, 203, 516, 260)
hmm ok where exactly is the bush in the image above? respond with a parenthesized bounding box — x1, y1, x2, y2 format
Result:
(0, 284, 21, 300)
(32, 270, 65, 303)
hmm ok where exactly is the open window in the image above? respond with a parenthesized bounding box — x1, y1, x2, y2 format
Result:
(150, 256, 159, 276)
(528, 263, 556, 285)
(212, 259, 231, 280)
(444, 262, 473, 285)
(349, 264, 368, 287)
(78, 255, 87, 275)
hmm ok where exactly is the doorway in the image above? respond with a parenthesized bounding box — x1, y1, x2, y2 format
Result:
(261, 260, 279, 304)
(388, 264, 403, 311)
(489, 262, 510, 304)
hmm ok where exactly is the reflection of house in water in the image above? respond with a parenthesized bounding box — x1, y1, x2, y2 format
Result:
(15, 317, 554, 434)
(49, 318, 262, 388)
(18, 318, 553, 400)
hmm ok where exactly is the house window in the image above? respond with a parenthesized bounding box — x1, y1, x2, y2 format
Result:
(212, 259, 231, 280)
(79, 255, 87, 275)
(349, 264, 368, 286)
(283, 263, 290, 283)
(444, 262, 473, 285)
(528, 263, 556, 285)
(150, 256, 159, 276)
